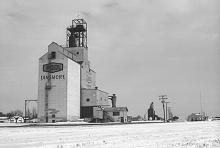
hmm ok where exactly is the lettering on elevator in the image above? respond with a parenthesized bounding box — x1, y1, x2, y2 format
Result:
(41, 74, 65, 80)
(43, 62, 63, 73)
(86, 71, 92, 83)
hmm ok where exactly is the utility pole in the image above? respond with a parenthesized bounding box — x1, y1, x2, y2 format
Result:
(165, 102, 170, 121)
(200, 91, 203, 121)
(159, 95, 167, 122)
(24, 100, 38, 123)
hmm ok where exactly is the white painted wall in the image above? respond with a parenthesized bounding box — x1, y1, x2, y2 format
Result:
(38, 57, 68, 122)
(67, 58, 80, 121)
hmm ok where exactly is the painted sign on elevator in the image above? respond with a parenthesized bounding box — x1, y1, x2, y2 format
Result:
(43, 62, 63, 73)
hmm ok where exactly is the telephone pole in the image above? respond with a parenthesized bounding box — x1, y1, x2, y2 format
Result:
(165, 102, 170, 121)
(24, 100, 38, 122)
(159, 95, 167, 122)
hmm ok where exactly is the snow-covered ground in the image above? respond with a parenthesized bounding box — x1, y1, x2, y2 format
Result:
(0, 121, 219, 148)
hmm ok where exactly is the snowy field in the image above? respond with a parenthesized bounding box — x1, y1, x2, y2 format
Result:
(0, 121, 219, 148)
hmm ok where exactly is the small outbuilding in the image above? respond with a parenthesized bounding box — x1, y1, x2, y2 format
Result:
(104, 107, 128, 123)
(10, 116, 24, 123)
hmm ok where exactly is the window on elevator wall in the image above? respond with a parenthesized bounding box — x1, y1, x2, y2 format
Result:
(51, 52, 56, 59)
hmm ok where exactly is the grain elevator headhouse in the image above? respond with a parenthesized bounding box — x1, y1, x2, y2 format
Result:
(38, 19, 128, 123)
(67, 19, 87, 48)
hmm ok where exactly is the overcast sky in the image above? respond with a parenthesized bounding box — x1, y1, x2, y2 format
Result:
(0, 0, 219, 119)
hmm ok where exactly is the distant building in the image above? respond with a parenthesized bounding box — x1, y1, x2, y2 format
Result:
(148, 102, 155, 120)
(131, 115, 143, 121)
(0, 117, 9, 123)
(154, 115, 162, 120)
(187, 113, 202, 121)
(10, 116, 24, 123)
(213, 117, 220, 120)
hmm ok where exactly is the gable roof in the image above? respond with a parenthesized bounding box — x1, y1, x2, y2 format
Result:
(39, 42, 77, 62)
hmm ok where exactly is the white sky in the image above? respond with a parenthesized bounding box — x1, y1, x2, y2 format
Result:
(0, 0, 219, 119)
